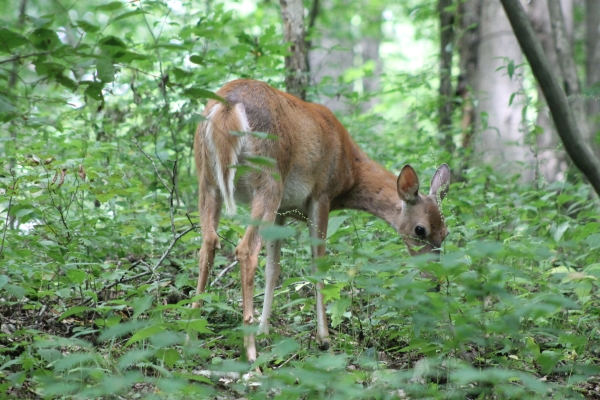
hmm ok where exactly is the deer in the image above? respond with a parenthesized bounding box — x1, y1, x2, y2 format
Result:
(193, 79, 450, 363)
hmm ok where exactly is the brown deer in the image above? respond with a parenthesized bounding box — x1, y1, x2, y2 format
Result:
(193, 79, 450, 363)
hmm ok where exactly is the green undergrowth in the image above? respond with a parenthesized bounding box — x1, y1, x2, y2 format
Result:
(1, 0, 600, 398)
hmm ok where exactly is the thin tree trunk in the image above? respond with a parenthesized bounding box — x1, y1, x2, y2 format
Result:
(476, 1, 532, 179)
(547, 1, 589, 141)
(457, 0, 480, 152)
(527, 1, 570, 182)
(438, 0, 455, 155)
(280, 0, 309, 100)
(501, 0, 600, 197)
(585, 0, 600, 157)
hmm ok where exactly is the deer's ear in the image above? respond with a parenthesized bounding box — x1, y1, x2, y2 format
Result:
(430, 163, 450, 202)
(397, 164, 420, 203)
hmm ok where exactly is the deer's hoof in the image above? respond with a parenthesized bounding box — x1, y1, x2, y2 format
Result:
(318, 338, 331, 351)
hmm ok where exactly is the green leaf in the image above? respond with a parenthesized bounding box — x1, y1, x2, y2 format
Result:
(320, 282, 345, 302)
(83, 81, 104, 101)
(74, 20, 100, 33)
(3, 284, 26, 299)
(113, 9, 147, 22)
(507, 59, 515, 79)
(118, 349, 152, 370)
(189, 55, 204, 65)
(249, 131, 279, 140)
(96, 57, 114, 82)
(125, 324, 166, 347)
(246, 156, 275, 167)
(156, 348, 181, 367)
(327, 216, 348, 238)
(0, 275, 8, 289)
(56, 74, 77, 91)
(96, 1, 124, 11)
(260, 225, 295, 240)
(58, 306, 91, 321)
(330, 298, 351, 328)
(553, 221, 569, 242)
(536, 350, 561, 374)
(177, 318, 213, 334)
(99, 320, 149, 341)
(28, 28, 60, 50)
(66, 269, 86, 284)
(0, 28, 29, 53)
(586, 233, 600, 250)
(182, 87, 226, 102)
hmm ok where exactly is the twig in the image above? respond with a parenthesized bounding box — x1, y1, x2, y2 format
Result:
(0, 174, 16, 257)
(104, 270, 154, 291)
(254, 285, 283, 299)
(277, 353, 298, 368)
(132, 139, 178, 236)
(210, 260, 238, 287)
(0, 51, 51, 65)
(154, 226, 195, 270)
(84, 226, 195, 305)
(132, 139, 171, 193)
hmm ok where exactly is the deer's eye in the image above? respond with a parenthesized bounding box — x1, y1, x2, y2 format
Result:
(414, 225, 426, 237)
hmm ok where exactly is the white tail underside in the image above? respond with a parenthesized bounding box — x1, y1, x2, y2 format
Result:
(204, 103, 250, 215)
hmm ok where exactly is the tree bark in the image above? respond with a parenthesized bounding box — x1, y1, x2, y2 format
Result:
(585, 0, 600, 157)
(547, 1, 589, 140)
(280, 0, 309, 100)
(501, 0, 600, 197)
(526, 1, 571, 182)
(438, 0, 455, 154)
(475, 0, 533, 179)
(457, 0, 480, 150)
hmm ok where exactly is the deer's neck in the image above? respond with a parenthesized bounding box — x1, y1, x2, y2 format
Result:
(333, 154, 403, 230)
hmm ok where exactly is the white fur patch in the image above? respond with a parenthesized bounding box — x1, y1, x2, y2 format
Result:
(203, 103, 251, 216)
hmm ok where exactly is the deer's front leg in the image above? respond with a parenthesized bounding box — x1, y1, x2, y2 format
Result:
(308, 198, 331, 350)
(258, 214, 285, 337)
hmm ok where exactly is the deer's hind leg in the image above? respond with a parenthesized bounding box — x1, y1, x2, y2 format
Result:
(236, 180, 283, 363)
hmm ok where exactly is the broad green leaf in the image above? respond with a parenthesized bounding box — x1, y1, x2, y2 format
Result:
(83, 81, 104, 101)
(156, 348, 181, 367)
(3, 284, 25, 299)
(125, 324, 166, 347)
(320, 282, 345, 302)
(260, 225, 295, 240)
(113, 9, 147, 22)
(98, 320, 148, 341)
(96, 1, 124, 11)
(327, 216, 348, 238)
(182, 87, 226, 102)
(246, 156, 275, 167)
(189, 55, 204, 65)
(66, 269, 86, 284)
(96, 57, 114, 82)
(0, 275, 8, 289)
(553, 221, 569, 242)
(0, 28, 29, 53)
(176, 318, 212, 334)
(74, 20, 100, 33)
(58, 306, 91, 321)
(28, 28, 60, 50)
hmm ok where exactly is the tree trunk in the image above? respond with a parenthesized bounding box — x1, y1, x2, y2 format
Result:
(501, 0, 600, 197)
(585, 0, 600, 157)
(438, 0, 456, 155)
(280, 0, 309, 100)
(475, 0, 534, 179)
(526, 0, 572, 182)
(457, 0, 480, 151)
(547, 1, 588, 139)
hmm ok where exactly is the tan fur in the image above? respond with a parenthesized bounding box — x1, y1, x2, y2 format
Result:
(193, 79, 450, 362)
